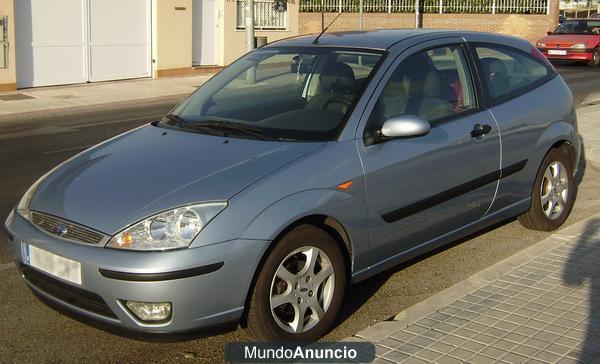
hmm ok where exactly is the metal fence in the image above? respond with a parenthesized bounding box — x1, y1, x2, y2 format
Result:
(299, 0, 549, 14)
(560, 5, 600, 18)
(237, 0, 288, 30)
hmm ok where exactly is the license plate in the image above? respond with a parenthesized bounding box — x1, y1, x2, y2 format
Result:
(23, 243, 82, 285)
(548, 50, 567, 55)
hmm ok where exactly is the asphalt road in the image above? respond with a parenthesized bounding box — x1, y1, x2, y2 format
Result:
(1, 63, 600, 363)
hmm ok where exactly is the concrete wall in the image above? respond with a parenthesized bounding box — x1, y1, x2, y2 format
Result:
(299, 0, 559, 44)
(153, 0, 193, 77)
(222, 0, 299, 65)
(0, 0, 16, 91)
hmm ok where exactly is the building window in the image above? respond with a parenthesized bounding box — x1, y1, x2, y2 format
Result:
(237, 0, 288, 30)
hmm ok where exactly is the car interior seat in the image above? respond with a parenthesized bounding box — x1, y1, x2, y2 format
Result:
(306, 61, 356, 114)
(480, 57, 510, 97)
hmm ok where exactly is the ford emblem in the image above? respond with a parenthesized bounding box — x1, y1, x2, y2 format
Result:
(53, 224, 68, 237)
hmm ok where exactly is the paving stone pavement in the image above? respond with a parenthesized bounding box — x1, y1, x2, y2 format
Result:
(345, 214, 600, 363)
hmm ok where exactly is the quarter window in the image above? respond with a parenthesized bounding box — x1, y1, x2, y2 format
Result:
(475, 45, 550, 100)
(367, 45, 477, 131)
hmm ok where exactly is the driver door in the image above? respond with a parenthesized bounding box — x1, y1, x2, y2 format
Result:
(357, 39, 501, 269)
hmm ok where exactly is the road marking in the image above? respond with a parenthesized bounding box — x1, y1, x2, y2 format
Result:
(0, 126, 77, 140)
(0, 262, 16, 272)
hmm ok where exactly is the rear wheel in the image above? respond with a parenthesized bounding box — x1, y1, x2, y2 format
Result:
(246, 225, 346, 341)
(519, 148, 574, 231)
(588, 48, 600, 67)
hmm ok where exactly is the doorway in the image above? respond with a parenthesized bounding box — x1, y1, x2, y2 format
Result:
(192, 0, 220, 66)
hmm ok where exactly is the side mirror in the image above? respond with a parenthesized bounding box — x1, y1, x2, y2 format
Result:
(381, 115, 431, 139)
(547, 31, 553, 35)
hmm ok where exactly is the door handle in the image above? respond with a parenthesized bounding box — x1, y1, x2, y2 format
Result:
(471, 123, 492, 138)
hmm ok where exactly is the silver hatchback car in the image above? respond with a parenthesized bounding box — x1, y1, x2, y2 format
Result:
(4, 30, 580, 341)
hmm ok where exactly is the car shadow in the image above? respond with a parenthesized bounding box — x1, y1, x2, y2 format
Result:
(562, 218, 600, 361)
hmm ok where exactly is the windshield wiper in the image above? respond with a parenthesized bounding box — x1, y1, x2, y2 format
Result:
(163, 113, 188, 126)
(190, 120, 275, 141)
(162, 115, 283, 141)
(161, 114, 223, 136)
(173, 117, 276, 141)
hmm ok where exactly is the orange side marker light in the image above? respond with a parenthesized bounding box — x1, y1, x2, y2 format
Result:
(337, 180, 353, 190)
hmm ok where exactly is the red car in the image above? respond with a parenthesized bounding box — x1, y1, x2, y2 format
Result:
(536, 18, 600, 66)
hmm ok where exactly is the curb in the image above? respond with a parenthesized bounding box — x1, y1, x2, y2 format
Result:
(351, 211, 600, 343)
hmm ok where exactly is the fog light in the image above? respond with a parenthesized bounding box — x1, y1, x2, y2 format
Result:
(125, 301, 172, 323)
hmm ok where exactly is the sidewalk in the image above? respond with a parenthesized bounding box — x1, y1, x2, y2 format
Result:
(575, 102, 600, 164)
(0, 74, 213, 121)
(346, 213, 600, 363)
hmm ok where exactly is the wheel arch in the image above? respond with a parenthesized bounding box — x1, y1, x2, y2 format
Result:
(550, 139, 578, 171)
(239, 213, 354, 327)
(534, 119, 580, 173)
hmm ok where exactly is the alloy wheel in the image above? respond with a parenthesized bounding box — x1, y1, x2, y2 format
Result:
(540, 161, 569, 220)
(269, 246, 335, 333)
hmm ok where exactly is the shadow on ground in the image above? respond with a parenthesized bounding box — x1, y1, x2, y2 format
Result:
(563, 218, 600, 361)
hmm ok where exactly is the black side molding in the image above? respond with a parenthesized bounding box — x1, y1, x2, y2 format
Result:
(99, 262, 224, 282)
(382, 160, 527, 223)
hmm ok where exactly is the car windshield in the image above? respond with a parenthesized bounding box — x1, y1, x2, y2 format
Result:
(166, 47, 383, 141)
(553, 20, 600, 35)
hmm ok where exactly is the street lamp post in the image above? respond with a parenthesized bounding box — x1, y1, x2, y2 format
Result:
(245, 0, 255, 52)
(321, 0, 325, 31)
(415, 0, 422, 28)
(245, 0, 256, 83)
(360, 0, 364, 30)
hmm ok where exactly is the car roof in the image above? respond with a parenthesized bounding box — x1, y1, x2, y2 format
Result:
(265, 29, 517, 51)
(264, 29, 452, 50)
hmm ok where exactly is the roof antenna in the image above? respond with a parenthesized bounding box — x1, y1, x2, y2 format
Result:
(312, 12, 343, 45)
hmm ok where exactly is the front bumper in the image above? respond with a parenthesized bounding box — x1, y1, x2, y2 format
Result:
(537, 48, 594, 61)
(4, 210, 269, 333)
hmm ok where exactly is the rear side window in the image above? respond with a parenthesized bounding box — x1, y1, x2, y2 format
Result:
(474, 45, 552, 102)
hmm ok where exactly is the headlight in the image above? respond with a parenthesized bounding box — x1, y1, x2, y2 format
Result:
(536, 42, 546, 48)
(107, 202, 227, 251)
(571, 43, 587, 49)
(16, 171, 52, 221)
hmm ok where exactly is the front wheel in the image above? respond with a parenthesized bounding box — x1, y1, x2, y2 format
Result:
(588, 48, 600, 67)
(519, 148, 574, 231)
(245, 225, 346, 341)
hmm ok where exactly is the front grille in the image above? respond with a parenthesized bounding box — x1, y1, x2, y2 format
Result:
(22, 265, 118, 319)
(31, 211, 106, 245)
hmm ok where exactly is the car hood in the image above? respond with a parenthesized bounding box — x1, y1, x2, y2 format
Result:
(539, 34, 596, 46)
(29, 124, 325, 234)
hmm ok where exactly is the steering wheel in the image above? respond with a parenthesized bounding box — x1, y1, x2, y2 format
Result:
(322, 96, 352, 112)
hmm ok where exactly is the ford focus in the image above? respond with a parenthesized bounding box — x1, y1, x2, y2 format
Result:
(4, 30, 580, 341)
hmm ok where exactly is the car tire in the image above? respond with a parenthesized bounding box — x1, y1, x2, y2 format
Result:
(518, 148, 574, 231)
(245, 224, 346, 341)
(588, 48, 600, 67)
